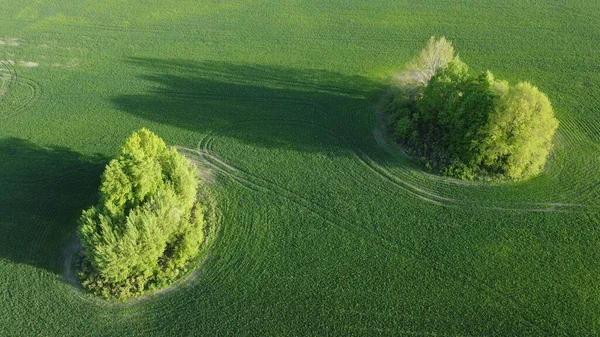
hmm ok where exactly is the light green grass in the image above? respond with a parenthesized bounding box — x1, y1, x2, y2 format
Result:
(1, 0, 600, 335)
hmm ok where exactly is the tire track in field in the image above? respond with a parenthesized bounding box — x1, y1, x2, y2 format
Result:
(557, 114, 597, 148)
(180, 120, 564, 335)
(0, 50, 42, 120)
(563, 91, 600, 143)
(181, 117, 349, 291)
(186, 120, 356, 238)
(530, 124, 600, 206)
(355, 137, 589, 213)
(0, 67, 14, 101)
(0, 57, 17, 102)
(538, 93, 600, 205)
(9, 76, 42, 116)
(354, 147, 590, 213)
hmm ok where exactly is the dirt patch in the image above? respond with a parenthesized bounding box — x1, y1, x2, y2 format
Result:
(0, 76, 10, 97)
(1, 60, 15, 66)
(189, 157, 216, 185)
(0, 38, 20, 46)
(0, 69, 12, 98)
(62, 231, 83, 287)
(175, 146, 217, 185)
(18, 61, 39, 68)
(372, 86, 413, 156)
(50, 59, 80, 69)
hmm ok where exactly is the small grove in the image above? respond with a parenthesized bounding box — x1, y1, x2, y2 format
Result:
(77, 129, 213, 299)
(387, 37, 559, 180)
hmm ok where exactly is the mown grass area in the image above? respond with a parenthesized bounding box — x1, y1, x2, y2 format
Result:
(1, 0, 599, 335)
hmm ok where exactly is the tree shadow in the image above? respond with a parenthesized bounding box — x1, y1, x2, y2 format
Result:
(113, 58, 387, 157)
(0, 138, 107, 275)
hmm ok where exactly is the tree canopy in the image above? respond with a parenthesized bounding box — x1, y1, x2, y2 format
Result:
(388, 37, 558, 180)
(395, 36, 457, 100)
(77, 129, 209, 299)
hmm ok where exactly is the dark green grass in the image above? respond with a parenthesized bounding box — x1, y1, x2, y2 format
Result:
(1, 0, 600, 335)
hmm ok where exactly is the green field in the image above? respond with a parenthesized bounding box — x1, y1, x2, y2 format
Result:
(1, 1, 600, 335)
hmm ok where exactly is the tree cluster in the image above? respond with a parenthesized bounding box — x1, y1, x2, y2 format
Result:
(388, 37, 559, 180)
(78, 129, 210, 299)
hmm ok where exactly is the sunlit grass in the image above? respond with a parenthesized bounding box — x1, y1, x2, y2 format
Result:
(0, 0, 599, 335)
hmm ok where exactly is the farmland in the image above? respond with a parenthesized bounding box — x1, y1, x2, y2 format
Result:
(1, 1, 600, 335)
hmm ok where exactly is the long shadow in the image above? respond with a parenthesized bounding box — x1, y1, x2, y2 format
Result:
(113, 58, 387, 156)
(0, 138, 106, 274)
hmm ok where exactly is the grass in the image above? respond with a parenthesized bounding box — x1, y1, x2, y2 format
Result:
(1, 0, 600, 335)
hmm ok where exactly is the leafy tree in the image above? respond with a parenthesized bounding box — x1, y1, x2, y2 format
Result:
(395, 36, 457, 100)
(77, 129, 208, 299)
(417, 62, 496, 166)
(479, 82, 559, 178)
(388, 37, 559, 180)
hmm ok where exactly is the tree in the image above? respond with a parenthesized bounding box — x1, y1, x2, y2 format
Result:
(77, 129, 208, 299)
(479, 82, 559, 179)
(395, 36, 457, 100)
(388, 37, 559, 180)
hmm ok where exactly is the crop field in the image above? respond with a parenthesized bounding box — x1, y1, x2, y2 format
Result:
(1, 0, 600, 335)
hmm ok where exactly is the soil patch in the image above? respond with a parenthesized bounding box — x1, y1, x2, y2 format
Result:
(19, 61, 39, 68)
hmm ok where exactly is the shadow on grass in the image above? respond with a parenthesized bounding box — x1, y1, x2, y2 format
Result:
(0, 138, 106, 274)
(113, 58, 387, 156)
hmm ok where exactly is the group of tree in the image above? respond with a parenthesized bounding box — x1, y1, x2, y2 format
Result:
(77, 129, 213, 299)
(388, 37, 559, 180)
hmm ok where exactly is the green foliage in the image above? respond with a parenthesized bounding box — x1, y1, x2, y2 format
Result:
(389, 38, 559, 180)
(479, 82, 559, 179)
(396, 36, 457, 100)
(77, 129, 208, 299)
